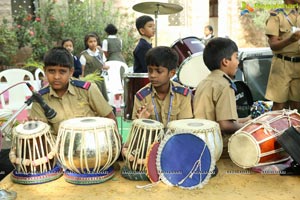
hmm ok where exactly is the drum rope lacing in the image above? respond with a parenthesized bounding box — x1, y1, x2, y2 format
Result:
(124, 121, 162, 171)
(9, 125, 56, 173)
(246, 110, 300, 136)
(177, 143, 208, 186)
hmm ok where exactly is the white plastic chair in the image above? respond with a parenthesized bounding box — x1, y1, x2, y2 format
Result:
(34, 68, 45, 80)
(104, 61, 128, 107)
(0, 68, 36, 111)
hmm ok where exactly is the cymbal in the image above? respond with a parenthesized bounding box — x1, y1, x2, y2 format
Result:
(133, 1, 183, 15)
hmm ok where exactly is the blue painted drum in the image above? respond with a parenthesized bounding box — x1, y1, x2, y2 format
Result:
(157, 133, 215, 189)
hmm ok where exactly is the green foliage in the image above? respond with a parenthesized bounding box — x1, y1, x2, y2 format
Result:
(0, 19, 18, 66)
(61, 0, 137, 66)
(4, 0, 137, 66)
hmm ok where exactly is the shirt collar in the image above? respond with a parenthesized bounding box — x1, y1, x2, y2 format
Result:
(48, 80, 76, 97)
(151, 82, 174, 97)
(141, 36, 152, 44)
(86, 48, 100, 56)
(108, 35, 117, 38)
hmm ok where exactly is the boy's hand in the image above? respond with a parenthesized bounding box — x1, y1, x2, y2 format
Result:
(136, 104, 154, 119)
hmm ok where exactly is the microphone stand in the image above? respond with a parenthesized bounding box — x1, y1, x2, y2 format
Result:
(0, 96, 34, 149)
(0, 95, 33, 200)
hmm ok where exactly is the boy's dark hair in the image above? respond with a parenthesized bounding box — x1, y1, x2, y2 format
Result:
(44, 47, 73, 68)
(105, 24, 118, 35)
(135, 15, 154, 35)
(205, 25, 214, 33)
(203, 37, 238, 71)
(145, 46, 178, 71)
(61, 38, 74, 46)
(84, 32, 100, 49)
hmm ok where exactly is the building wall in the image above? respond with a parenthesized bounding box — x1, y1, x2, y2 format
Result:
(0, 0, 12, 22)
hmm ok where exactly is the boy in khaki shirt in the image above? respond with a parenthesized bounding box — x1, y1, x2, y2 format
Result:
(193, 37, 251, 157)
(30, 47, 117, 136)
(132, 46, 193, 127)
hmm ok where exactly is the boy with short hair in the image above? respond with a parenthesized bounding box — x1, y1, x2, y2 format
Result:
(30, 47, 117, 135)
(133, 15, 155, 73)
(132, 46, 193, 127)
(193, 37, 251, 156)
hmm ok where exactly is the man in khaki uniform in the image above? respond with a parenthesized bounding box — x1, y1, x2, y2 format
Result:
(30, 47, 117, 136)
(131, 46, 193, 127)
(265, 1, 300, 111)
(193, 38, 251, 157)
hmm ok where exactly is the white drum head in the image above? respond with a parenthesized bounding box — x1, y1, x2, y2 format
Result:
(59, 117, 115, 129)
(167, 119, 223, 161)
(14, 121, 49, 137)
(228, 132, 260, 168)
(132, 119, 164, 129)
(177, 52, 210, 88)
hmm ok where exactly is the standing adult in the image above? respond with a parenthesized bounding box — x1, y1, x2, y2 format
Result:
(265, 0, 300, 111)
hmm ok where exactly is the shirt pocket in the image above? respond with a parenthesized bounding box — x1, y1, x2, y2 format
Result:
(72, 98, 92, 117)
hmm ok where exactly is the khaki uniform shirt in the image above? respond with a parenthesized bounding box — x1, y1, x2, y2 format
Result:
(265, 8, 300, 102)
(29, 80, 113, 135)
(193, 70, 238, 122)
(265, 8, 300, 56)
(132, 81, 193, 127)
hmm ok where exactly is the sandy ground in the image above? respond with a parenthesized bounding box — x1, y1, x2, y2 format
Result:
(0, 158, 299, 200)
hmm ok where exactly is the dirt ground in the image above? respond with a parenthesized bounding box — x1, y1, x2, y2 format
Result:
(0, 158, 299, 200)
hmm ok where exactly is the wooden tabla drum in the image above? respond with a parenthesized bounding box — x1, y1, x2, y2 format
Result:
(121, 119, 164, 180)
(228, 109, 300, 168)
(9, 121, 62, 184)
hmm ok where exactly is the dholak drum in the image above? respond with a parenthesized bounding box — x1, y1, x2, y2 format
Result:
(157, 133, 215, 189)
(228, 109, 300, 169)
(9, 121, 62, 184)
(56, 117, 121, 185)
(167, 119, 223, 161)
(123, 73, 149, 120)
(177, 52, 210, 88)
(121, 119, 164, 180)
(171, 36, 205, 66)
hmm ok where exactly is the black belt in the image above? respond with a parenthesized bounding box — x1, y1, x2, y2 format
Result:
(276, 54, 300, 62)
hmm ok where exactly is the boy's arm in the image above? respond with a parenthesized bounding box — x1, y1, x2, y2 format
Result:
(218, 120, 244, 135)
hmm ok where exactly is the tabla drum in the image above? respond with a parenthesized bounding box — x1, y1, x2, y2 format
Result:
(228, 109, 300, 169)
(9, 121, 62, 184)
(123, 73, 149, 120)
(171, 36, 205, 66)
(56, 117, 121, 184)
(121, 119, 164, 180)
(177, 52, 210, 88)
(167, 119, 223, 161)
(157, 133, 215, 189)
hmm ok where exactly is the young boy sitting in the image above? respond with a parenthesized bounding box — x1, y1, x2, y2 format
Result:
(29, 47, 117, 136)
(133, 15, 155, 73)
(132, 46, 193, 127)
(193, 37, 251, 157)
